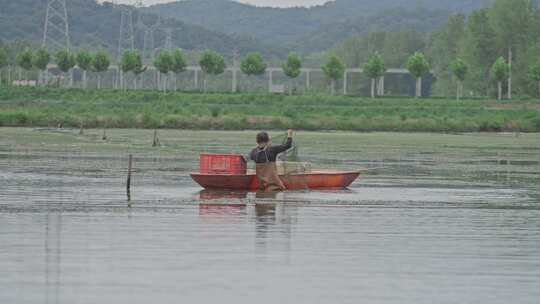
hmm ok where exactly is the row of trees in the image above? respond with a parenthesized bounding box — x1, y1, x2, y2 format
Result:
(3, 45, 539, 99)
(339, 48, 540, 100)
(1, 46, 306, 94)
(2, 48, 111, 88)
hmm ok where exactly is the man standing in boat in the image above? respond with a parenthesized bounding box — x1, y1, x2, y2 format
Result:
(249, 129, 293, 192)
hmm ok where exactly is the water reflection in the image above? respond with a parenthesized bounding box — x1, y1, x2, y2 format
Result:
(198, 190, 296, 263)
(199, 189, 249, 201)
(2, 188, 538, 304)
(254, 202, 296, 264)
(45, 213, 62, 304)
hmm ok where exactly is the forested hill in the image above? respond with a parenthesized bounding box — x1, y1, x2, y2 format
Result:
(0, 0, 283, 57)
(293, 7, 452, 53)
(147, 0, 493, 50)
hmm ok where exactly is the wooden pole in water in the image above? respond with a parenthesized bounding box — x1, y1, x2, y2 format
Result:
(152, 129, 160, 147)
(127, 154, 132, 202)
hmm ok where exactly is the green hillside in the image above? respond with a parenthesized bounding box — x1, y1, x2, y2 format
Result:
(147, 0, 493, 50)
(293, 7, 451, 52)
(0, 0, 283, 57)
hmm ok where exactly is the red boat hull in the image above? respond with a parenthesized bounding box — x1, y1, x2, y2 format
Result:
(190, 171, 361, 190)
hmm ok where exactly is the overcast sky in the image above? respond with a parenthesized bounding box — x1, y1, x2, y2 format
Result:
(110, 0, 332, 8)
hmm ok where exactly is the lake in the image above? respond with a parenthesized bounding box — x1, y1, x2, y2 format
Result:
(1, 128, 539, 304)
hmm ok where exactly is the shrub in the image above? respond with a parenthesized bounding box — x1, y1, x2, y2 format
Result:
(210, 106, 221, 118)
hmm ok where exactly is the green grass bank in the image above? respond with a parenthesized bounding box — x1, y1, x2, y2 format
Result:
(1, 87, 539, 132)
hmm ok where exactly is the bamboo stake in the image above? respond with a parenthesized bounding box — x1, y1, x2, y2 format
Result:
(127, 154, 132, 202)
(152, 129, 160, 147)
(508, 48, 512, 100)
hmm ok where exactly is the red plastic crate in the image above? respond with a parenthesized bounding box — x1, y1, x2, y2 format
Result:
(200, 154, 247, 175)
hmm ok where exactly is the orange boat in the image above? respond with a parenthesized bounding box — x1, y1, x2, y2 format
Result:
(191, 170, 361, 190)
(191, 153, 361, 190)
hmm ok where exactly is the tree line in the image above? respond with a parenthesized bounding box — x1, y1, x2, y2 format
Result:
(3, 44, 538, 99)
(0, 47, 304, 94)
(331, 0, 540, 99)
(428, 0, 540, 99)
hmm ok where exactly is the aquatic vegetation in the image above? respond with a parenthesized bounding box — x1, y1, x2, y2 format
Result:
(0, 87, 539, 132)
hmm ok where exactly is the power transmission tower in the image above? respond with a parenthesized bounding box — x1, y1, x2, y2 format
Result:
(164, 28, 174, 50)
(42, 0, 71, 50)
(116, 5, 135, 90)
(142, 28, 156, 60)
(137, 9, 162, 88)
(118, 7, 135, 58)
(158, 27, 181, 53)
(138, 11, 161, 60)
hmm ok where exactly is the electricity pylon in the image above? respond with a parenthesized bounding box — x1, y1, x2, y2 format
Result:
(138, 11, 161, 60)
(42, 0, 71, 50)
(116, 5, 135, 89)
(136, 3, 161, 88)
(118, 8, 135, 58)
(159, 26, 185, 53)
(164, 28, 174, 50)
(142, 29, 156, 59)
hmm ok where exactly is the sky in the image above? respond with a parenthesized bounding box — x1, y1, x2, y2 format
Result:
(111, 0, 332, 8)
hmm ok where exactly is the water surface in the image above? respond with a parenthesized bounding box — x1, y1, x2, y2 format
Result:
(1, 129, 539, 303)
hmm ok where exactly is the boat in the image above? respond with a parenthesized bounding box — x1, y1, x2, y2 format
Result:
(190, 153, 361, 191)
(191, 170, 361, 191)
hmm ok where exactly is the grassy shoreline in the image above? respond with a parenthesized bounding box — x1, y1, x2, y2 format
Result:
(1, 87, 539, 132)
